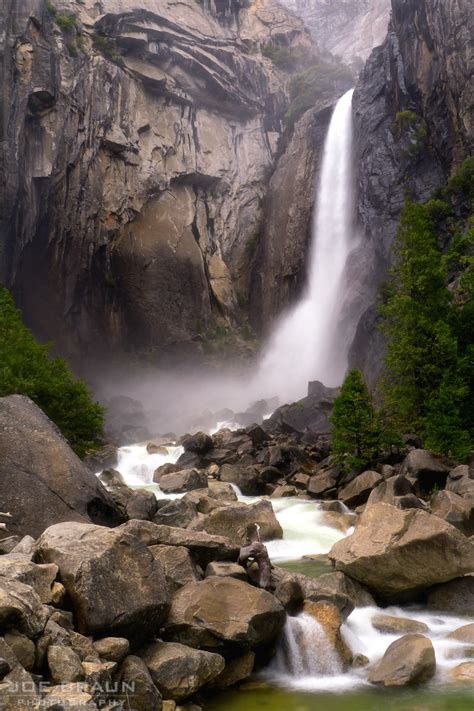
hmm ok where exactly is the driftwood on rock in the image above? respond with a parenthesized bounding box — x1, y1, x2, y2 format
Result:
(239, 523, 272, 590)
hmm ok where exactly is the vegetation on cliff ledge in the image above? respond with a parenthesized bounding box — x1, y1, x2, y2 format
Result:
(0, 288, 104, 457)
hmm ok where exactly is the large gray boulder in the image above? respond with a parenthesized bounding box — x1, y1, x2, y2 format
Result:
(338, 470, 383, 508)
(399, 449, 450, 494)
(431, 490, 474, 536)
(159, 469, 208, 494)
(140, 641, 224, 700)
(426, 576, 474, 616)
(0, 395, 124, 538)
(368, 634, 436, 686)
(34, 522, 169, 639)
(116, 656, 162, 711)
(163, 577, 286, 654)
(329, 503, 474, 602)
(118, 520, 239, 566)
(194, 500, 283, 545)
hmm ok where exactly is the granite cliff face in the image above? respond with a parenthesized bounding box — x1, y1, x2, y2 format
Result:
(281, 0, 391, 65)
(0, 0, 314, 361)
(349, 0, 474, 385)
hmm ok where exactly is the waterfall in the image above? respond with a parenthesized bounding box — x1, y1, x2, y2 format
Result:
(255, 89, 356, 403)
(270, 613, 343, 677)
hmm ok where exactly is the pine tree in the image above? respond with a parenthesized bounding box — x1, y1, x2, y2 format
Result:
(0, 287, 104, 457)
(330, 369, 380, 473)
(380, 200, 471, 458)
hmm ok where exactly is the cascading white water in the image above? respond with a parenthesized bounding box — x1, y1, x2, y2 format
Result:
(254, 89, 355, 403)
(270, 613, 343, 678)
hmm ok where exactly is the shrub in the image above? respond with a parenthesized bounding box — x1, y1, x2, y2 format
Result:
(285, 60, 353, 127)
(91, 33, 124, 66)
(0, 288, 104, 458)
(55, 13, 76, 33)
(330, 369, 381, 473)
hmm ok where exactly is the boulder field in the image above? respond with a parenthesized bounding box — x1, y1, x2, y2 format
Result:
(0, 394, 473, 706)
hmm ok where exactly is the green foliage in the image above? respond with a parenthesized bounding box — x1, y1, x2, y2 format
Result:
(45, 0, 57, 16)
(55, 13, 77, 33)
(261, 43, 307, 71)
(0, 288, 104, 458)
(393, 110, 418, 136)
(285, 60, 353, 127)
(91, 33, 124, 66)
(330, 370, 381, 473)
(66, 39, 78, 57)
(392, 110, 428, 157)
(245, 232, 260, 258)
(380, 191, 473, 459)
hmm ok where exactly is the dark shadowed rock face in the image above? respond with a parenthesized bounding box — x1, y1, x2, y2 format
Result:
(0, 395, 124, 538)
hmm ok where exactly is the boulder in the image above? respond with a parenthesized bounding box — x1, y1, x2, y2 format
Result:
(0, 557, 58, 604)
(218, 463, 278, 495)
(368, 634, 436, 686)
(117, 656, 162, 711)
(182, 432, 213, 455)
(0, 395, 124, 538)
(446, 465, 474, 498)
(159, 469, 208, 494)
(329, 503, 474, 602)
(427, 576, 474, 616)
(211, 651, 255, 688)
(431, 490, 474, 536)
(140, 641, 224, 700)
(34, 522, 169, 639)
(371, 614, 429, 635)
(150, 545, 200, 594)
(48, 644, 84, 683)
(271, 485, 298, 498)
(119, 521, 239, 566)
(205, 562, 247, 581)
(0, 577, 47, 638)
(294, 570, 374, 618)
(207, 482, 238, 502)
(450, 661, 474, 683)
(4, 630, 35, 671)
(163, 577, 286, 654)
(245, 425, 269, 446)
(153, 463, 180, 483)
(153, 499, 198, 528)
(338, 471, 383, 508)
(264, 381, 338, 434)
(304, 600, 353, 667)
(270, 568, 304, 612)
(447, 623, 474, 644)
(42, 683, 96, 710)
(399, 450, 450, 494)
(126, 490, 158, 521)
(93, 637, 130, 663)
(196, 500, 283, 545)
(308, 468, 339, 498)
(366, 475, 414, 507)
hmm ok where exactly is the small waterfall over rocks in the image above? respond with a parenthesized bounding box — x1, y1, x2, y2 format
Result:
(254, 89, 356, 403)
(270, 613, 343, 678)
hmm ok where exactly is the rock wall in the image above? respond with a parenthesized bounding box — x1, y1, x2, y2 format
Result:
(280, 0, 391, 66)
(349, 0, 474, 386)
(0, 0, 314, 362)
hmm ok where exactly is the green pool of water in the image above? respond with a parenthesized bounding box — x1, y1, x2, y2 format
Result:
(279, 558, 332, 578)
(205, 685, 474, 711)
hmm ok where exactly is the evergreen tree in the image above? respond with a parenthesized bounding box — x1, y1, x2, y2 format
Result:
(331, 369, 380, 473)
(381, 201, 471, 458)
(0, 288, 104, 457)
